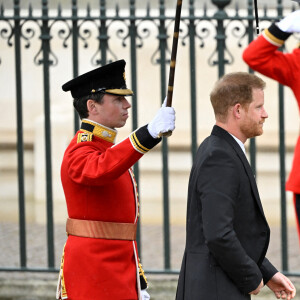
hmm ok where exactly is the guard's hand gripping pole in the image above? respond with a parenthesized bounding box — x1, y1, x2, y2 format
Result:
(159, 0, 182, 137)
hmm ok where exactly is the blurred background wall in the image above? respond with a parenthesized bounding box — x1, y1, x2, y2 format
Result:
(0, 0, 298, 230)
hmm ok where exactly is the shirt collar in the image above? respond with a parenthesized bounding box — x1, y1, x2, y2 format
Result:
(229, 133, 246, 154)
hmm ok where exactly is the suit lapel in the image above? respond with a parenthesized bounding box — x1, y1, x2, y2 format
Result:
(211, 126, 267, 220)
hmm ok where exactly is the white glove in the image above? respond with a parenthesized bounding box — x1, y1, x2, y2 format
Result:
(147, 98, 175, 138)
(141, 289, 150, 300)
(276, 10, 300, 33)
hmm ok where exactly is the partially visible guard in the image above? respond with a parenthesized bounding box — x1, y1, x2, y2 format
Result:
(243, 8, 300, 246)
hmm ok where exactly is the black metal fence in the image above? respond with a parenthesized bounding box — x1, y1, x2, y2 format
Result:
(0, 0, 299, 276)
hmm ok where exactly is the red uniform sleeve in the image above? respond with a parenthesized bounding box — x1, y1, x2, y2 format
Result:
(63, 125, 161, 186)
(242, 24, 297, 88)
(65, 138, 141, 186)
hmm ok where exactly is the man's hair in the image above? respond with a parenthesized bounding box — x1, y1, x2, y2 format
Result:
(73, 92, 105, 119)
(210, 72, 266, 122)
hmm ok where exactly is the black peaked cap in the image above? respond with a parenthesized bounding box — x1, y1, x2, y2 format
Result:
(62, 60, 133, 98)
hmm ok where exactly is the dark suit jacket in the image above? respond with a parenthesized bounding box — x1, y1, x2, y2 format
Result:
(176, 125, 277, 300)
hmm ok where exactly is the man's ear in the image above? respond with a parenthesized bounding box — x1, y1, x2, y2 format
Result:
(233, 103, 242, 119)
(87, 99, 96, 114)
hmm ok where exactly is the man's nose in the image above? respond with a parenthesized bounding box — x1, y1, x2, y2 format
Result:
(124, 98, 131, 109)
(263, 107, 268, 118)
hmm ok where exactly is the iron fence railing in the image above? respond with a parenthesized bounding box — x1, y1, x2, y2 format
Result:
(0, 0, 299, 276)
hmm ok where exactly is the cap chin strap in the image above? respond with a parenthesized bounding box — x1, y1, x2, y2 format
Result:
(90, 87, 106, 94)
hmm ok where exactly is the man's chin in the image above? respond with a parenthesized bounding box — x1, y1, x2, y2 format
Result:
(247, 129, 264, 139)
(254, 129, 264, 138)
(115, 121, 127, 128)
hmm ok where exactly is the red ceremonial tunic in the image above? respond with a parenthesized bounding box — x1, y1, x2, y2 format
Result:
(56, 119, 160, 300)
(243, 24, 300, 194)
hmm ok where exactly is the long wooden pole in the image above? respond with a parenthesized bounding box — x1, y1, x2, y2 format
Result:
(160, 0, 182, 137)
(166, 0, 182, 107)
(253, 0, 259, 34)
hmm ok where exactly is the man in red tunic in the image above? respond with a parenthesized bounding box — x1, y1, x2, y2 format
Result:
(56, 60, 176, 300)
(243, 10, 300, 245)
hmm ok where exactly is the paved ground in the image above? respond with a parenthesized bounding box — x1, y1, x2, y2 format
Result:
(0, 222, 299, 299)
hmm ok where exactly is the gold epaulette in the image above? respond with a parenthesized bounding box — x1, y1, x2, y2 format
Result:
(77, 132, 93, 143)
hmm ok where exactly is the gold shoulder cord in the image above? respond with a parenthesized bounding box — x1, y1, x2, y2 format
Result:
(56, 243, 68, 299)
(138, 259, 148, 287)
